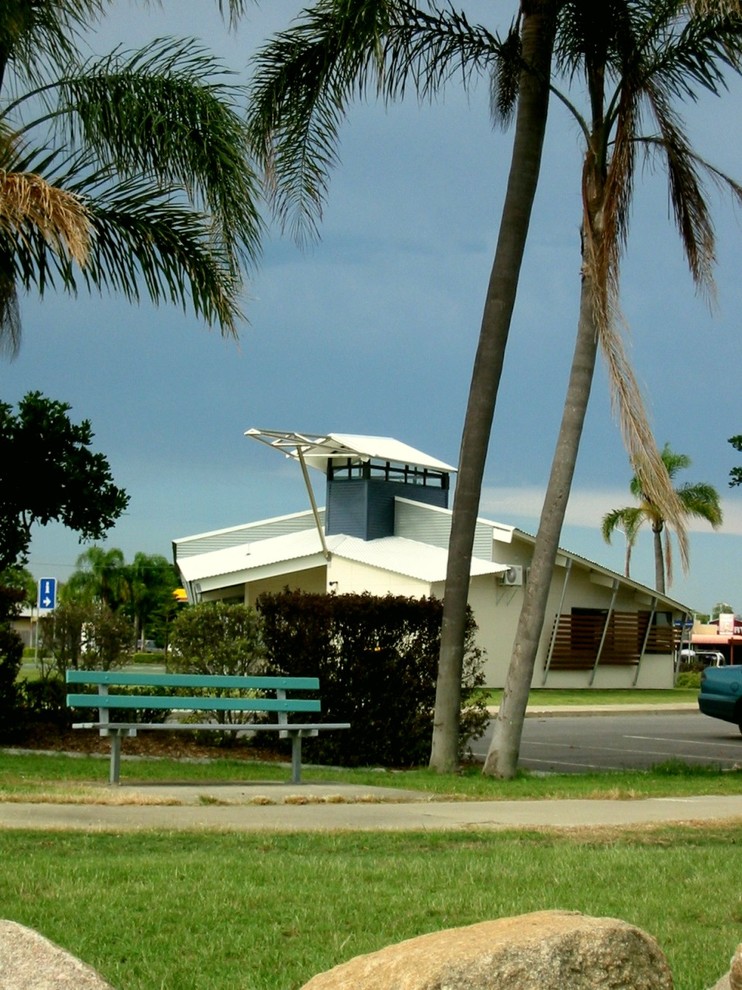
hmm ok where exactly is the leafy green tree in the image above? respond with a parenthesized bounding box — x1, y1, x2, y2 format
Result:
(38, 600, 87, 675)
(0, 566, 35, 609)
(729, 435, 742, 487)
(602, 445, 722, 594)
(485, 5, 740, 778)
(712, 602, 735, 619)
(39, 600, 133, 675)
(247, 0, 558, 772)
(0, 392, 128, 571)
(0, 0, 262, 355)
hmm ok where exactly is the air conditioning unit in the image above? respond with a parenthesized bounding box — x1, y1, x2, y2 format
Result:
(501, 565, 524, 587)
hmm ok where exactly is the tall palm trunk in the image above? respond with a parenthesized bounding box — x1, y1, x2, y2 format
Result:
(429, 0, 558, 772)
(484, 84, 608, 778)
(484, 261, 600, 777)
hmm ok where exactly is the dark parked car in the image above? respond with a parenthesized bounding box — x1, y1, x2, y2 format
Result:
(698, 665, 742, 733)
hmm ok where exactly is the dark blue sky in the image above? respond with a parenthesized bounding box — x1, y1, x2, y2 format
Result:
(5, 1, 741, 615)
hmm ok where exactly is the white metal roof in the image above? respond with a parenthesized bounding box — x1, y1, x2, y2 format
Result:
(245, 428, 456, 474)
(177, 527, 507, 587)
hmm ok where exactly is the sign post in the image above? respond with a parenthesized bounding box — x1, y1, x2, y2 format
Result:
(37, 577, 57, 612)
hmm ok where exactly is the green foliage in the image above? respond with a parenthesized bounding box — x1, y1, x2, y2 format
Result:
(675, 671, 701, 689)
(0, 2, 263, 354)
(729, 435, 742, 487)
(603, 442, 723, 590)
(712, 602, 735, 620)
(169, 601, 266, 676)
(63, 547, 127, 609)
(0, 393, 128, 571)
(0, 623, 23, 739)
(39, 600, 133, 676)
(0, 577, 26, 739)
(256, 590, 488, 767)
(121, 552, 181, 648)
(14, 676, 68, 730)
(168, 601, 267, 735)
(0, 565, 35, 607)
(63, 546, 183, 649)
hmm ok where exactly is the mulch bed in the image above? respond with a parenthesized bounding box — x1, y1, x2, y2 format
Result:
(5, 722, 289, 763)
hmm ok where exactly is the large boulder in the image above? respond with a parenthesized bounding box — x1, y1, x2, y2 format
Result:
(301, 910, 673, 990)
(709, 944, 742, 990)
(0, 920, 115, 990)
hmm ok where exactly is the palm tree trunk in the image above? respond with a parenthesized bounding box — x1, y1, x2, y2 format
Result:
(484, 255, 600, 779)
(429, 0, 557, 772)
(653, 526, 666, 594)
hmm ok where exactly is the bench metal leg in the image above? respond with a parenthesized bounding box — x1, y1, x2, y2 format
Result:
(290, 733, 302, 785)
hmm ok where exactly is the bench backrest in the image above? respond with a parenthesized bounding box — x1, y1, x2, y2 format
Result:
(65, 670, 322, 715)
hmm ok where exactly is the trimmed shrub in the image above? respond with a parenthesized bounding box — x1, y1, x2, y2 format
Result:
(256, 590, 488, 768)
(0, 625, 24, 741)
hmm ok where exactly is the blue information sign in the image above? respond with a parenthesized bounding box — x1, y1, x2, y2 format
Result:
(38, 577, 57, 611)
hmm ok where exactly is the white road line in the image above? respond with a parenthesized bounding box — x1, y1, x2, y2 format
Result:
(625, 734, 742, 750)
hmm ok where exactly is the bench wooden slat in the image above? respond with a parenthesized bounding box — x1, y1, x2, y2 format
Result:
(66, 693, 322, 713)
(65, 671, 320, 691)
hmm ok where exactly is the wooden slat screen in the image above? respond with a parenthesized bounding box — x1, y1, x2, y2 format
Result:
(549, 611, 673, 671)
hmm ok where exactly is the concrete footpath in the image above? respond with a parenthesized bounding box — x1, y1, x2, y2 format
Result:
(2, 784, 741, 833)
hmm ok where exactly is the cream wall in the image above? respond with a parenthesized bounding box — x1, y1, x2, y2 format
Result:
(242, 566, 328, 606)
(194, 547, 677, 690)
(327, 557, 432, 599)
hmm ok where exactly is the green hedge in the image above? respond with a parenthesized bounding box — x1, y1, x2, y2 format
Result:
(256, 590, 488, 768)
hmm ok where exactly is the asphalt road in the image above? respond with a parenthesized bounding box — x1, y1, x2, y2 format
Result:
(471, 711, 742, 773)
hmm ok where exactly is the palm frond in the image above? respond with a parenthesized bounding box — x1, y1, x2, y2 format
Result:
(640, 89, 717, 297)
(48, 38, 263, 267)
(676, 481, 724, 525)
(246, 0, 505, 242)
(0, 268, 21, 359)
(0, 0, 102, 91)
(0, 168, 90, 264)
(601, 504, 643, 543)
(597, 311, 691, 575)
(8, 175, 243, 336)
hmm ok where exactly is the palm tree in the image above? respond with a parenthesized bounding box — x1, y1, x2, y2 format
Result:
(63, 545, 127, 611)
(0, 0, 262, 356)
(121, 552, 180, 647)
(247, 0, 560, 772)
(484, 1, 742, 778)
(600, 505, 643, 578)
(602, 444, 723, 594)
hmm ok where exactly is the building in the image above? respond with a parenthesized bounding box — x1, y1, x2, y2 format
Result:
(173, 430, 691, 688)
(689, 613, 742, 665)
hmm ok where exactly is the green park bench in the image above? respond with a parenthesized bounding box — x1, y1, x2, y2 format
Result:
(65, 670, 350, 786)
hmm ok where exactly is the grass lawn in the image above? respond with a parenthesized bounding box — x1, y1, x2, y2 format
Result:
(2, 748, 742, 802)
(0, 825, 739, 990)
(488, 687, 699, 706)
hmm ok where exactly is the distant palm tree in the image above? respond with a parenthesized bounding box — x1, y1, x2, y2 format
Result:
(64, 545, 127, 611)
(602, 444, 723, 594)
(0, 0, 262, 356)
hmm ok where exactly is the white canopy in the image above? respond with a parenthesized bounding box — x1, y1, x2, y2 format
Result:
(245, 428, 456, 474)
